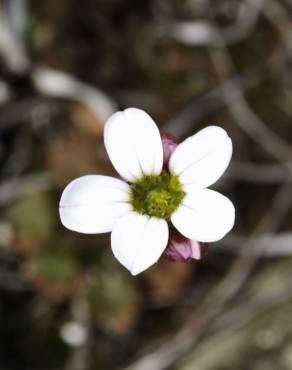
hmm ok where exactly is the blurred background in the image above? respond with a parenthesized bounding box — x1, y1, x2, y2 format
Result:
(1, 0, 292, 369)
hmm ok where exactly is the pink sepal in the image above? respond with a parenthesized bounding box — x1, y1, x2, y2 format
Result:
(161, 133, 178, 167)
(165, 237, 208, 262)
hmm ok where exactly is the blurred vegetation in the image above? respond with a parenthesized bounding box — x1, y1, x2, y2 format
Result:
(1, 0, 292, 369)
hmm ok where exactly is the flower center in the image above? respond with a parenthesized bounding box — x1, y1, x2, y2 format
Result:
(130, 173, 185, 219)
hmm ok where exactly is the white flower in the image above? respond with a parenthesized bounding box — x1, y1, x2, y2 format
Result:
(59, 108, 235, 275)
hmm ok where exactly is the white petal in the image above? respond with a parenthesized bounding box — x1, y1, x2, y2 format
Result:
(169, 126, 232, 188)
(59, 175, 132, 234)
(104, 108, 163, 182)
(171, 189, 235, 242)
(111, 212, 169, 275)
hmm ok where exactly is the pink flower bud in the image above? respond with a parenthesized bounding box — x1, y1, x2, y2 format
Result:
(165, 238, 208, 262)
(161, 133, 178, 167)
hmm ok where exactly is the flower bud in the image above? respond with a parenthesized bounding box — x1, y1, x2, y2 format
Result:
(161, 133, 178, 167)
(165, 237, 208, 262)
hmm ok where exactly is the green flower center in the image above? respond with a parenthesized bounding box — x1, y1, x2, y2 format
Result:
(130, 173, 185, 219)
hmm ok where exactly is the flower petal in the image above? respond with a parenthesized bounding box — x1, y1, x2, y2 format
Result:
(104, 108, 163, 182)
(169, 126, 232, 188)
(59, 175, 132, 234)
(171, 189, 235, 242)
(111, 212, 169, 275)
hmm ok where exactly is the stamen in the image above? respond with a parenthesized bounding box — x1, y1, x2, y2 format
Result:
(130, 173, 185, 219)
